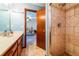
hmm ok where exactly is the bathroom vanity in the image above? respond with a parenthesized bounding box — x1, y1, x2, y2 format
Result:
(0, 32, 23, 56)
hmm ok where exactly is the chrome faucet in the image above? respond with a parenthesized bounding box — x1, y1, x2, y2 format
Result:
(9, 29, 13, 34)
(3, 29, 13, 37)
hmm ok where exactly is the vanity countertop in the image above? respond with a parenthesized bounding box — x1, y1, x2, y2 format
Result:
(0, 31, 23, 56)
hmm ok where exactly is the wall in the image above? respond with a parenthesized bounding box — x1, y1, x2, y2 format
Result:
(27, 20, 37, 30)
(66, 4, 79, 55)
(50, 5, 66, 55)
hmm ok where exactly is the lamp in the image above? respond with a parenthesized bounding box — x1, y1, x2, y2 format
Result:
(40, 15, 45, 19)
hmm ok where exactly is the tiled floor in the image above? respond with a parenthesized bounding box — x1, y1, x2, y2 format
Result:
(26, 35, 36, 46)
(21, 43, 46, 56)
(21, 34, 46, 56)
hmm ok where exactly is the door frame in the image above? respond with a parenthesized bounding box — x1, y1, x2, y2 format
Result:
(24, 8, 37, 48)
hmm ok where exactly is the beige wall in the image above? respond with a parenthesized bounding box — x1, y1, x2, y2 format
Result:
(50, 5, 66, 55)
(66, 4, 79, 56)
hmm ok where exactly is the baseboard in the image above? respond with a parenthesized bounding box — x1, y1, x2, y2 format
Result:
(48, 51, 72, 56)
(64, 52, 71, 56)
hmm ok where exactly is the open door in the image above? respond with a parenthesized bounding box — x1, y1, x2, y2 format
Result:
(37, 8, 46, 50)
(24, 8, 45, 49)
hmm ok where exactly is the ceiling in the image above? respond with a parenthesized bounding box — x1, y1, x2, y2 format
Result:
(65, 3, 79, 10)
(0, 3, 45, 12)
(51, 3, 79, 11)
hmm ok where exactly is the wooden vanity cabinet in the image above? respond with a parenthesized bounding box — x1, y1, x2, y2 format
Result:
(4, 35, 22, 56)
(4, 42, 18, 56)
(13, 50, 18, 56)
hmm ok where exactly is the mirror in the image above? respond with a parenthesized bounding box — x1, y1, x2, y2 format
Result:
(0, 3, 25, 35)
(0, 9, 9, 32)
(0, 3, 12, 36)
(0, 3, 24, 33)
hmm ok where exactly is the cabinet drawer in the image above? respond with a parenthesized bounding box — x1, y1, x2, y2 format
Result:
(18, 36, 22, 44)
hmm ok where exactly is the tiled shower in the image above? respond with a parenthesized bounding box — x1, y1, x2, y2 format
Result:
(49, 3, 79, 56)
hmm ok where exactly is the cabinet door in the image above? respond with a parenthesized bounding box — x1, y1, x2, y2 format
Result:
(4, 42, 17, 56)
(13, 50, 18, 56)
(4, 50, 13, 56)
(18, 43, 22, 56)
(18, 37, 22, 56)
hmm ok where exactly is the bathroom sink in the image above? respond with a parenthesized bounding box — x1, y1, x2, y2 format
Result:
(0, 32, 13, 38)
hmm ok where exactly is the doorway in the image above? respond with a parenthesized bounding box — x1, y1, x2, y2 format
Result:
(26, 11, 37, 47)
(24, 8, 46, 56)
(24, 9, 36, 48)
